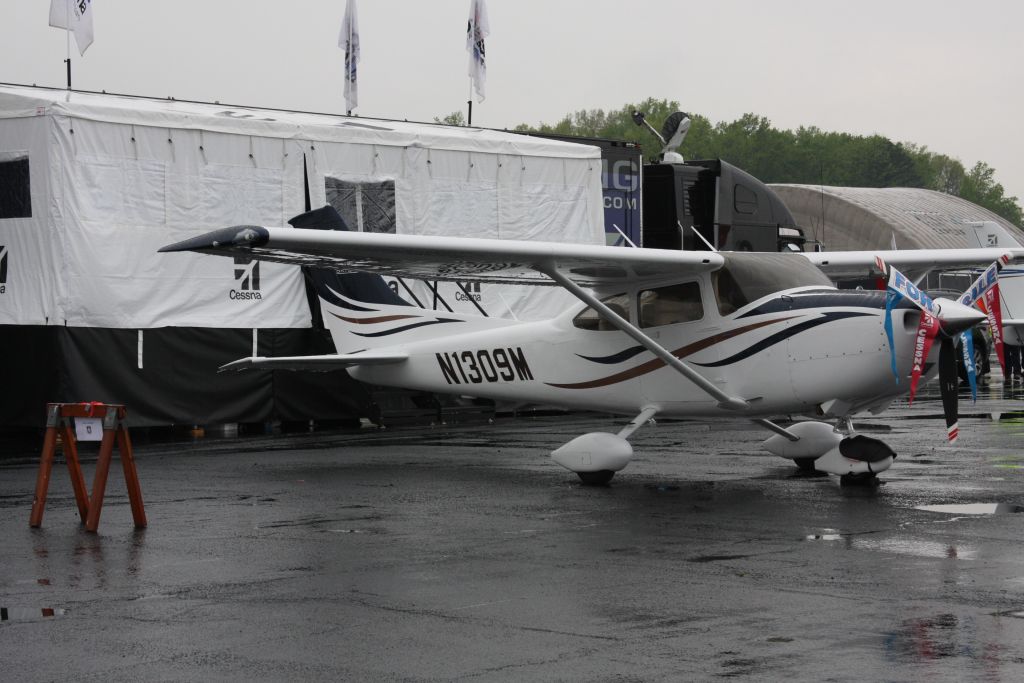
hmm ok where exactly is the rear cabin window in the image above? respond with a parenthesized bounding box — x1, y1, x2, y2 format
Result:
(713, 252, 833, 315)
(0, 153, 31, 219)
(638, 282, 703, 327)
(572, 293, 630, 331)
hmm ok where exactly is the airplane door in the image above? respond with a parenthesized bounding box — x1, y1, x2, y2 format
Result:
(637, 281, 722, 408)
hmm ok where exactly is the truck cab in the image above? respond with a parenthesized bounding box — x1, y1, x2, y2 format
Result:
(641, 158, 803, 253)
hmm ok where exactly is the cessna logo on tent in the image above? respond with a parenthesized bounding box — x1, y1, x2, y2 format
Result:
(0, 245, 7, 294)
(230, 256, 262, 300)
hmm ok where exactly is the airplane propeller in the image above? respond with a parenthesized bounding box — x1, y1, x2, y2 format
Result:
(877, 256, 988, 443)
(938, 335, 960, 442)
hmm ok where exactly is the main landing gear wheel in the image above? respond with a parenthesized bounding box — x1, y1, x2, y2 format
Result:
(840, 473, 880, 488)
(794, 457, 818, 472)
(577, 470, 615, 486)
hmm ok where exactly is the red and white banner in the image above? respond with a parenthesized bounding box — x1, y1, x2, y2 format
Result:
(958, 255, 1010, 377)
(982, 285, 1006, 374)
(908, 311, 940, 405)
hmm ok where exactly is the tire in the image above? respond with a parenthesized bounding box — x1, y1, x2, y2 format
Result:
(577, 470, 615, 486)
(794, 457, 818, 472)
(840, 473, 880, 487)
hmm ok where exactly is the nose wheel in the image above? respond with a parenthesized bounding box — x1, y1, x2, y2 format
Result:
(840, 472, 881, 487)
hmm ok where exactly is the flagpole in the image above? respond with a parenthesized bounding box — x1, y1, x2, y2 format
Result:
(467, 81, 473, 126)
(64, 1, 71, 89)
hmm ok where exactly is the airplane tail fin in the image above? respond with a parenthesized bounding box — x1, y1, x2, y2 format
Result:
(963, 221, 1023, 250)
(289, 206, 516, 355)
(961, 222, 1024, 345)
(289, 205, 412, 310)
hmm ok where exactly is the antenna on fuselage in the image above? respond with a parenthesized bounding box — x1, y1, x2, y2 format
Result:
(680, 220, 717, 252)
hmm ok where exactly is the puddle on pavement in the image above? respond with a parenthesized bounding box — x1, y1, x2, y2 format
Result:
(858, 538, 978, 560)
(805, 530, 977, 559)
(915, 503, 1024, 515)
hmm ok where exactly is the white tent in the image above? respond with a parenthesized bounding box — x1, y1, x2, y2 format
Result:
(0, 84, 604, 426)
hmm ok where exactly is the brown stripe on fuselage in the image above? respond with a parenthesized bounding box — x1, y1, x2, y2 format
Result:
(330, 311, 422, 324)
(546, 316, 797, 389)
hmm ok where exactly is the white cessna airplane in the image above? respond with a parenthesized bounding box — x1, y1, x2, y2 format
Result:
(160, 209, 1023, 485)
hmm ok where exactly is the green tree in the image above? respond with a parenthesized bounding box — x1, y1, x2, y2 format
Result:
(510, 102, 1021, 225)
(960, 162, 1023, 225)
(434, 111, 466, 126)
(514, 98, 686, 158)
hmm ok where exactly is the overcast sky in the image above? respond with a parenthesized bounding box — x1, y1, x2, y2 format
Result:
(3, 1, 1023, 206)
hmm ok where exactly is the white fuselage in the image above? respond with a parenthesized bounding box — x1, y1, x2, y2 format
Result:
(333, 275, 929, 420)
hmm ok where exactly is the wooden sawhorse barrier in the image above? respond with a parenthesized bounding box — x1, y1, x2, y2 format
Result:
(29, 403, 147, 533)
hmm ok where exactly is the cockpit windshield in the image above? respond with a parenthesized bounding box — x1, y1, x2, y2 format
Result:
(713, 252, 833, 315)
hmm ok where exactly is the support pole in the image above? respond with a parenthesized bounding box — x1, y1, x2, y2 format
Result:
(117, 424, 147, 528)
(61, 420, 90, 522)
(84, 412, 117, 533)
(29, 406, 60, 528)
(64, 3, 72, 90)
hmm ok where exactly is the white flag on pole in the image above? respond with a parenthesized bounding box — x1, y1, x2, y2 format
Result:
(338, 0, 360, 113)
(466, 0, 489, 102)
(49, 0, 94, 56)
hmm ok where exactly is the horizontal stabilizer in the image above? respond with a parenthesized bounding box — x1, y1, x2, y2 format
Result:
(218, 352, 408, 373)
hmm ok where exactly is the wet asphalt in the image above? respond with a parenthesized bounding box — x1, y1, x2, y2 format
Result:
(2, 379, 1024, 682)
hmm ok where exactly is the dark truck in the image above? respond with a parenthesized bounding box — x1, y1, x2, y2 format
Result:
(640, 157, 803, 253)
(519, 113, 805, 253)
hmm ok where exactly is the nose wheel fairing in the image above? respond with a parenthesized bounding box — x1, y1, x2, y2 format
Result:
(763, 421, 896, 478)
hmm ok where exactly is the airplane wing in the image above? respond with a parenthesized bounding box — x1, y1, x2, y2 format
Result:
(801, 248, 1024, 281)
(219, 351, 408, 373)
(159, 225, 725, 288)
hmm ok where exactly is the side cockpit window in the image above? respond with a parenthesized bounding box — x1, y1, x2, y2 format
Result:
(638, 282, 703, 328)
(572, 293, 630, 331)
(713, 269, 746, 316)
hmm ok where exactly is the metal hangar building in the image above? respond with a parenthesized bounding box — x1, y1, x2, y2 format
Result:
(769, 184, 1024, 251)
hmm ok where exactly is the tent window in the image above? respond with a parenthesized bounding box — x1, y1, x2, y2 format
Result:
(325, 177, 396, 233)
(0, 153, 31, 219)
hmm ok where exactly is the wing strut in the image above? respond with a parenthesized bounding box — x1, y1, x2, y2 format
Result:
(751, 417, 800, 442)
(617, 406, 660, 440)
(536, 264, 749, 411)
